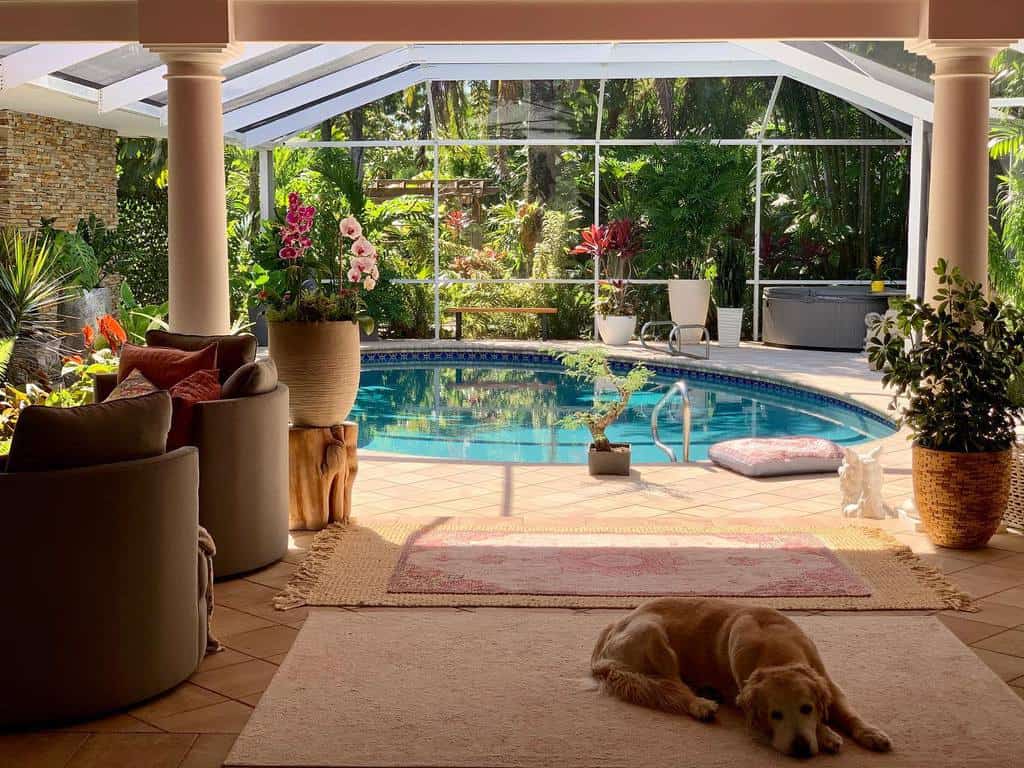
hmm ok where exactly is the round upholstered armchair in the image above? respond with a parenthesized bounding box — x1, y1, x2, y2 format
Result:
(0, 448, 206, 727)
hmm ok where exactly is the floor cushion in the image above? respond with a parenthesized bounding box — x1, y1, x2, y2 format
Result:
(167, 369, 222, 449)
(708, 436, 844, 477)
(222, 357, 278, 399)
(5, 391, 172, 473)
(118, 342, 218, 390)
(146, 330, 257, 383)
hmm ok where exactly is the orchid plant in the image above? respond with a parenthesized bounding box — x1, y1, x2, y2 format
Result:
(573, 219, 642, 316)
(263, 192, 380, 331)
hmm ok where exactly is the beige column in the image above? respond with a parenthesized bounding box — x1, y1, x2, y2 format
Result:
(157, 50, 237, 335)
(908, 41, 1011, 300)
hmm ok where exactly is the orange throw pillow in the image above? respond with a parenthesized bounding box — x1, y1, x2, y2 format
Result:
(118, 342, 218, 390)
(167, 369, 221, 449)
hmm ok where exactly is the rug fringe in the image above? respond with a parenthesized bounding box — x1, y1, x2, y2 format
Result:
(274, 522, 356, 611)
(856, 526, 976, 612)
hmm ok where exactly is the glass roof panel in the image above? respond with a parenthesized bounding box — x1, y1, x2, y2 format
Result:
(0, 45, 32, 58)
(826, 42, 934, 83)
(58, 44, 160, 88)
(431, 80, 600, 140)
(765, 78, 908, 139)
(223, 45, 317, 80)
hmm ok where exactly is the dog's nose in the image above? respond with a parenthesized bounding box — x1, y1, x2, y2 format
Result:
(789, 735, 813, 759)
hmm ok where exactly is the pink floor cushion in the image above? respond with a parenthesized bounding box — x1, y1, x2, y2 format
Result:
(709, 436, 844, 477)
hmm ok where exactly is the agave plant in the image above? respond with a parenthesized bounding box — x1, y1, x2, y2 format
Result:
(0, 227, 75, 386)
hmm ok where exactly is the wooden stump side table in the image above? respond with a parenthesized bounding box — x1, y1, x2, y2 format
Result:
(287, 421, 358, 530)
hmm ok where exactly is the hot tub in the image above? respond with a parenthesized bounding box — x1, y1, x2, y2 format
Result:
(762, 286, 889, 351)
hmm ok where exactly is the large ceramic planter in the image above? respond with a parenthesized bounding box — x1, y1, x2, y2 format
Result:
(667, 279, 711, 343)
(268, 320, 361, 427)
(597, 315, 637, 346)
(716, 307, 743, 348)
(588, 443, 631, 476)
(913, 444, 1012, 549)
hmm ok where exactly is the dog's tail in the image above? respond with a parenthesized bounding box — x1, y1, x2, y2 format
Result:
(591, 660, 693, 715)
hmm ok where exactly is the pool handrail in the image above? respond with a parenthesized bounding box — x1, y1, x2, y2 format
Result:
(651, 380, 692, 462)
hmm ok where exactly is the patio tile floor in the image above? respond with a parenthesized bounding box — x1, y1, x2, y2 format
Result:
(5, 343, 1024, 766)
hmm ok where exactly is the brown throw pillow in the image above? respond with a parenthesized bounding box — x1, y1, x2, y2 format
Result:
(145, 330, 257, 383)
(222, 357, 279, 399)
(5, 391, 172, 473)
(105, 369, 158, 401)
(118, 342, 218, 390)
(167, 369, 221, 450)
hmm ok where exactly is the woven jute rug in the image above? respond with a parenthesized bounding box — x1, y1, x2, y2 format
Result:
(275, 517, 972, 611)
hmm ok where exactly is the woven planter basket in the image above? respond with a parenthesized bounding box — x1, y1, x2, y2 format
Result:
(268, 320, 361, 427)
(913, 444, 1011, 549)
(1007, 442, 1024, 531)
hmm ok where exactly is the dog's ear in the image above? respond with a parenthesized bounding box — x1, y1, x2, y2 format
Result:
(736, 670, 769, 734)
(789, 663, 833, 717)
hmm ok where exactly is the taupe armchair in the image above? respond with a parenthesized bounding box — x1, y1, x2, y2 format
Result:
(95, 375, 289, 578)
(0, 448, 206, 728)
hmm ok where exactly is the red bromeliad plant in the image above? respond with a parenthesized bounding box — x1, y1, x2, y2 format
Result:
(573, 219, 642, 316)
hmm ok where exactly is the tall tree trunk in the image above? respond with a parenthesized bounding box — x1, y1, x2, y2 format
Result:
(320, 119, 332, 142)
(526, 81, 558, 206)
(654, 78, 675, 138)
(350, 107, 365, 184)
(859, 146, 871, 270)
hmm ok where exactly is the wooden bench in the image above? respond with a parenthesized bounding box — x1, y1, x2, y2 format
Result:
(444, 306, 557, 340)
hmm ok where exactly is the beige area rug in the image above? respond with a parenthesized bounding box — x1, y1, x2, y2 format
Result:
(275, 517, 970, 611)
(227, 610, 1024, 767)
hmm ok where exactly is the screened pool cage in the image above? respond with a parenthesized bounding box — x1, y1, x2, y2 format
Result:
(264, 75, 919, 341)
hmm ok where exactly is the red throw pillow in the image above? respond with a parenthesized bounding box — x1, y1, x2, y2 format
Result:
(167, 369, 221, 449)
(118, 342, 218, 390)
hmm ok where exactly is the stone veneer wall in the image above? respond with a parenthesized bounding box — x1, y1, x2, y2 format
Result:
(0, 110, 118, 231)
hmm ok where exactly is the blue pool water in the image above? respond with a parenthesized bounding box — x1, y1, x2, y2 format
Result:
(351, 358, 894, 464)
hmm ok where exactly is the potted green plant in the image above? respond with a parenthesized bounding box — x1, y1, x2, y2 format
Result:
(710, 236, 746, 348)
(574, 220, 641, 346)
(868, 259, 1024, 548)
(858, 255, 891, 294)
(263, 192, 378, 427)
(554, 347, 653, 475)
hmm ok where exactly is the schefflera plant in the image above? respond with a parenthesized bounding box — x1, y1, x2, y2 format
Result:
(554, 347, 654, 451)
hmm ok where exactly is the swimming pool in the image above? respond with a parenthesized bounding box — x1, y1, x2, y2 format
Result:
(351, 352, 894, 463)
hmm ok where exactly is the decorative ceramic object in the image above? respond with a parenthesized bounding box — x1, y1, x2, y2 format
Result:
(870, 280, 886, 293)
(716, 307, 743, 347)
(268, 320, 361, 427)
(596, 315, 637, 346)
(667, 279, 711, 343)
(838, 445, 893, 520)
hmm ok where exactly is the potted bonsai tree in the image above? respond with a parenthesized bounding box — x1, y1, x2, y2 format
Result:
(868, 259, 1024, 548)
(554, 347, 653, 475)
(264, 192, 379, 427)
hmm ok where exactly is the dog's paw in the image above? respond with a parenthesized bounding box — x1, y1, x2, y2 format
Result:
(818, 725, 843, 754)
(854, 725, 892, 753)
(688, 697, 719, 721)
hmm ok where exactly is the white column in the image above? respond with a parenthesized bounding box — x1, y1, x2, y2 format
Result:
(156, 48, 238, 335)
(905, 117, 929, 301)
(258, 149, 276, 221)
(907, 40, 1011, 298)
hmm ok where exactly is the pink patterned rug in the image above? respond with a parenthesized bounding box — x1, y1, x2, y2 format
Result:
(388, 529, 871, 597)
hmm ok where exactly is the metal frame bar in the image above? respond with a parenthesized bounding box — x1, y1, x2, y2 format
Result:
(0, 42, 120, 91)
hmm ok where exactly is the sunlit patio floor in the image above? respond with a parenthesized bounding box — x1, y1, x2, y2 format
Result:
(5, 343, 1024, 767)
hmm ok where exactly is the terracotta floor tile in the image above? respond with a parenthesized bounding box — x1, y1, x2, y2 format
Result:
(234, 599, 307, 625)
(145, 700, 254, 735)
(179, 734, 239, 768)
(130, 682, 226, 723)
(0, 732, 87, 768)
(194, 647, 255, 674)
(973, 630, 1024, 658)
(965, 600, 1024, 628)
(244, 562, 297, 590)
(980, 586, 1024, 608)
(191, 659, 279, 698)
(972, 648, 1024, 681)
(266, 652, 289, 665)
(224, 625, 300, 658)
(215, 579, 280, 608)
(65, 734, 195, 768)
(951, 569, 1024, 599)
(936, 613, 1007, 644)
(210, 605, 275, 638)
(57, 713, 160, 733)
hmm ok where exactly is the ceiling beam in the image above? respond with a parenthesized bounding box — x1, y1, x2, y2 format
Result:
(0, 43, 122, 91)
(97, 42, 281, 113)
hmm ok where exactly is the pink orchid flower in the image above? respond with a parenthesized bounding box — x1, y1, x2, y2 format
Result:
(351, 237, 374, 258)
(339, 216, 363, 240)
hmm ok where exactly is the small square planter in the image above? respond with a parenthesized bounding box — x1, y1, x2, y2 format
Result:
(588, 443, 631, 476)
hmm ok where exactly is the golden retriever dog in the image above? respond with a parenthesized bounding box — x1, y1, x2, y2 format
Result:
(591, 597, 892, 759)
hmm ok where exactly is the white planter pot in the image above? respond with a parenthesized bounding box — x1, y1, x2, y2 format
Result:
(667, 279, 711, 343)
(597, 315, 637, 346)
(717, 307, 744, 348)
